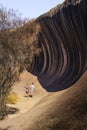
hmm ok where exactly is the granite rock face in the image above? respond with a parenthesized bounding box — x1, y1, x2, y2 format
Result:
(0, 0, 87, 93)
(29, 0, 87, 91)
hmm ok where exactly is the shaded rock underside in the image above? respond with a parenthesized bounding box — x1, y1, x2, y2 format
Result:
(29, 0, 87, 91)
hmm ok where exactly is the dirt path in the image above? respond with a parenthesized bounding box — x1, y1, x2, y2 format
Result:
(0, 71, 86, 130)
(7, 70, 48, 118)
(0, 70, 66, 130)
(0, 71, 87, 130)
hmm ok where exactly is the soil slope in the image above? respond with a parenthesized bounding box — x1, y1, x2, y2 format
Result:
(0, 70, 87, 130)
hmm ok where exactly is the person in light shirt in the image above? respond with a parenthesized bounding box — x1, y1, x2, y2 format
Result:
(29, 83, 35, 97)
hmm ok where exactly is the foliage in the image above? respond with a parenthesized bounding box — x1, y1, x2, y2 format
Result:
(6, 92, 19, 104)
(0, 4, 29, 31)
(0, 3, 41, 120)
(0, 4, 29, 119)
(0, 52, 19, 119)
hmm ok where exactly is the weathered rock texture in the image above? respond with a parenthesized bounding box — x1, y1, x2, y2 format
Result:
(0, 0, 87, 93)
(29, 0, 87, 91)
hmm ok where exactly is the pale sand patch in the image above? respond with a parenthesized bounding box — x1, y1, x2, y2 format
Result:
(6, 70, 48, 119)
(0, 70, 66, 130)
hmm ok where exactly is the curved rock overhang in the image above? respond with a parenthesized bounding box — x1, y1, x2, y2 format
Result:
(29, 0, 87, 91)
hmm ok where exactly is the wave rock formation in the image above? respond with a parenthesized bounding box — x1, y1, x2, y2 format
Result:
(29, 0, 87, 91)
(0, 0, 87, 93)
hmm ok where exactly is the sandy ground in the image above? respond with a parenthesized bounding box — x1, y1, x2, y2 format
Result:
(0, 70, 47, 127)
(0, 70, 66, 130)
(6, 70, 48, 118)
(0, 70, 87, 130)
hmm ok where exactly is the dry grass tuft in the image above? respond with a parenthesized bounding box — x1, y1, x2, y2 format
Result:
(6, 92, 19, 104)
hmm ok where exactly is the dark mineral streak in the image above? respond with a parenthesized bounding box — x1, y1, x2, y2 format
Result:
(29, 0, 87, 91)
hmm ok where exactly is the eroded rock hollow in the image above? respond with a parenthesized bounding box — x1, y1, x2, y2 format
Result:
(29, 0, 87, 91)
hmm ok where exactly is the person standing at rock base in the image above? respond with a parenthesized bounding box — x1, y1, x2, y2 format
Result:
(25, 84, 30, 97)
(29, 83, 35, 98)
